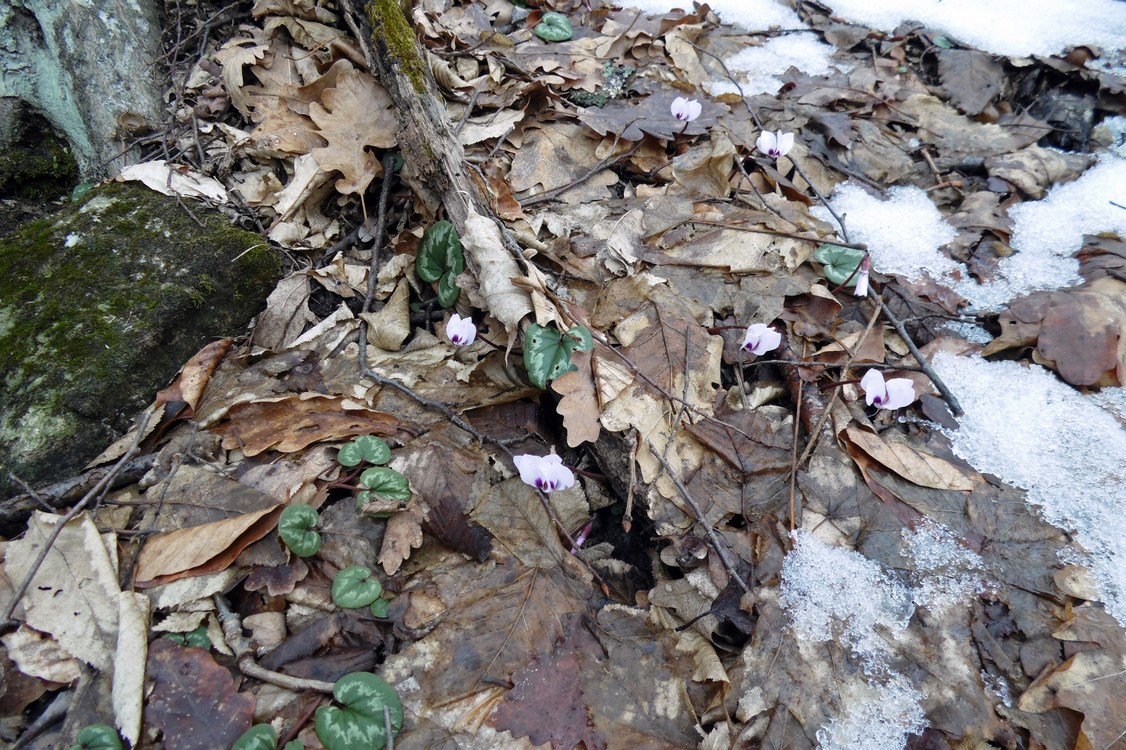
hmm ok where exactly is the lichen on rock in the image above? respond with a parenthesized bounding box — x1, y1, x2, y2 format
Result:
(0, 181, 281, 495)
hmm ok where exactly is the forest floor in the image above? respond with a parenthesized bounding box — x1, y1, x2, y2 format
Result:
(3, 1, 1126, 749)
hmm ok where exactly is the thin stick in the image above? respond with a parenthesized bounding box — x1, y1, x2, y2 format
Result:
(214, 595, 336, 693)
(648, 445, 750, 594)
(872, 293, 964, 416)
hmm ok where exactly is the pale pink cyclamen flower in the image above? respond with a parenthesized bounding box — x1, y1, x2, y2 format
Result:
(756, 130, 794, 158)
(445, 313, 477, 346)
(742, 323, 782, 355)
(860, 369, 916, 410)
(514, 454, 576, 493)
(671, 96, 702, 122)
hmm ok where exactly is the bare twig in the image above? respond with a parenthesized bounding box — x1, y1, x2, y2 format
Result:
(214, 595, 337, 693)
(648, 445, 751, 595)
(871, 293, 964, 416)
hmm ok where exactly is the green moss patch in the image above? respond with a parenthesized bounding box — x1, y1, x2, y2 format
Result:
(0, 182, 280, 494)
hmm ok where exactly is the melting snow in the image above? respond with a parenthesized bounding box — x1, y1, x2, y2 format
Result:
(903, 519, 985, 611)
(931, 353, 1126, 625)
(821, 0, 1126, 60)
(624, 0, 801, 30)
(704, 34, 838, 97)
(811, 184, 959, 283)
(816, 675, 927, 750)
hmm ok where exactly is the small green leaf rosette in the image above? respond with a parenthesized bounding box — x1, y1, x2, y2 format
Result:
(231, 724, 278, 750)
(337, 435, 391, 467)
(315, 673, 404, 750)
(534, 12, 574, 42)
(416, 220, 465, 309)
(523, 323, 594, 389)
(812, 244, 866, 287)
(163, 625, 211, 650)
(278, 504, 322, 557)
(71, 725, 123, 750)
(332, 565, 383, 609)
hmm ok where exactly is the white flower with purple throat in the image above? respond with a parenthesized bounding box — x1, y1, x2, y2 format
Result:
(742, 323, 781, 355)
(860, 369, 916, 410)
(445, 313, 477, 346)
(756, 130, 794, 158)
(513, 453, 575, 493)
(670, 96, 702, 122)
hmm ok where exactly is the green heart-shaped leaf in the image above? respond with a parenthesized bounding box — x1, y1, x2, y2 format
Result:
(71, 725, 123, 750)
(284, 742, 305, 750)
(332, 565, 383, 608)
(337, 435, 391, 467)
(358, 467, 411, 503)
(370, 597, 391, 618)
(231, 724, 277, 750)
(162, 625, 211, 650)
(534, 12, 574, 42)
(315, 673, 403, 750)
(278, 504, 322, 558)
(524, 323, 593, 389)
(416, 220, 464, 283)
(437, 269, 461, 308)
(812, 244, 866, 287)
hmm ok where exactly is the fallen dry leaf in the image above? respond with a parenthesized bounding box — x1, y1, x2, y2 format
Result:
(378, 505, 425, 575)
(211, 395, 406, 455)
(134, 504, 283, 587)
(843, 425, 977, 492)
(146, 639, 255, 750)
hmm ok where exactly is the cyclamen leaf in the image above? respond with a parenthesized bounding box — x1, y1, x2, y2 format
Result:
(534, 12, 574, 42)
(337, 435, 391, 467)
(416, 220, 464, 283)
(437, 269, 461, 308)
(278, 504, 322, 557)
(812, 244, 866, 287)
(231, 725, 278, 750)
(71, 725, 123, 750)
(370, 598, 391, 618)
(359, 467, 411, 503)
(332, 565, 384, 608)
(315, 673, 404, 750)
(525, 323, 590, 389)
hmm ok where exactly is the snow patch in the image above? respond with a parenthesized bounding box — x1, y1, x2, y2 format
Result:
(815, 674, 927, 750)
(781, 530, 914, 666)
(903, 519, 985, 611)
(958, 157, 1126, 309)
(821, 0, 1126, 59)
(624, 0, 801, 30)
(811, 184, 959, 284)
(931, 353, 1126, 626)
(704, 34, 838, 97)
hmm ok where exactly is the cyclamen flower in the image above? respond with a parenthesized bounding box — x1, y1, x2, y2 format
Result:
(860, 369, 916, 410)
(742, 323, 782, 355)
(514, 453, 575, 493)
(854, 256, 871, 297)
(445, 313, 476, 346)
(756, 129, 794, 158)
(671, 96, 702, 122)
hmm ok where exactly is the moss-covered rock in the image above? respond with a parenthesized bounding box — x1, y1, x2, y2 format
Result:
(0, 181, 281, 496)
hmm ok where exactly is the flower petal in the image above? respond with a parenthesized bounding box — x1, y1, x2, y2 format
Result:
(854, 269, 869, 297)
(777, 131, 795, 156)
(860, 369, 887, 406)
(756, 131, 775, 155)
(882, 378, 916, 410)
